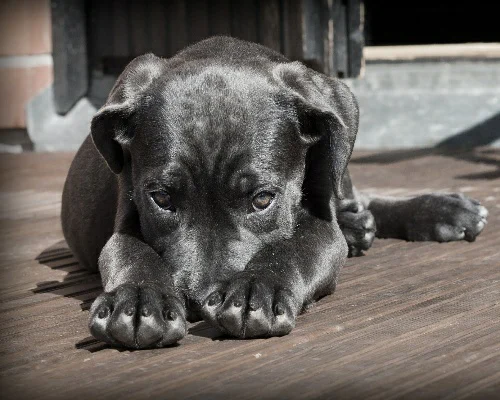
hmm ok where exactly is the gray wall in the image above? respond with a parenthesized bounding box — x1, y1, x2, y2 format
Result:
(346, 61, 500, 149)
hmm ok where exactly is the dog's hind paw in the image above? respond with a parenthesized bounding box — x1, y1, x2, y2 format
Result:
(405, 193, 488, 242)
(89, 284, 186, 349)
(337, 199, 376, 257)
(201, 274, 298, 338)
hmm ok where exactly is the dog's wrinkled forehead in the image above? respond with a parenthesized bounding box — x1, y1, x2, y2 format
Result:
(132, 66, 302, 178)
(162, 67, 279, 134)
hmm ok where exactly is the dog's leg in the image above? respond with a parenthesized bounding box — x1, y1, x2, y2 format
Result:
(337, 199, 376, 257)
(336, 171, 376, 257)
(88, 233, 187, 349)
(200, 213, 347, 338)
(360, 192, 488, 242)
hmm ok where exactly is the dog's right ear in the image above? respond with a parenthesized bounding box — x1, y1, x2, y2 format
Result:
(273, 62, 358, 200)
(91, 53, 166, 174)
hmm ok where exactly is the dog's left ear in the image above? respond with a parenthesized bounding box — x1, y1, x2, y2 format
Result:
(273, 62, 358, 199)
(91, 53, 167, 174)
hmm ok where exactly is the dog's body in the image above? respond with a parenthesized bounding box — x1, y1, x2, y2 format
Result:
(62, 37, 488, 349)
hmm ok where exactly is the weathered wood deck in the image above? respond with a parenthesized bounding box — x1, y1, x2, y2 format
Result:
(0, 149, 499, 399)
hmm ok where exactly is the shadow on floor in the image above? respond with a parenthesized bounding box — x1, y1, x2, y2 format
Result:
(188, 321, 224, 340)
(436, 112, 500, 149)
(351, 112, 500, 180)
(34, 240, 102, 310)
(34, 240, 106, 352)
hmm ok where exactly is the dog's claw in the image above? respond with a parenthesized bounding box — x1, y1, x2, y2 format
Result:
(207, 292, 222, 306)
(275, 303, 285, 316)
(97, 307, 109, 319)
(165, 310, 177, 321)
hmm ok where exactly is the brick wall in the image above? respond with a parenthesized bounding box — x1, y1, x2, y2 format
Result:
(0, 0, 53, 129)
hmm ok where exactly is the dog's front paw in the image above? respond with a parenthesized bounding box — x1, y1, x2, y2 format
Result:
(201, 274, 298, 338)
(407, 193, 488, 242)
(89, 284, 186, 349)
(337, 199, 376, 257)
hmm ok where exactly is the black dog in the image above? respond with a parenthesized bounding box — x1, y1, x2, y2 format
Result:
(61, 37, 488, 349)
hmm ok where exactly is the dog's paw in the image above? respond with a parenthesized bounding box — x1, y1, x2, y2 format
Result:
(407, 193, 488, 242)
(89, 284, 186, 349)
(201, 274, 298, 338)
(337, 199, 376, 257)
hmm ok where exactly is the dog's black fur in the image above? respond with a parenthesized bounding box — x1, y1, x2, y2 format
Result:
(61, 37, 488, 349)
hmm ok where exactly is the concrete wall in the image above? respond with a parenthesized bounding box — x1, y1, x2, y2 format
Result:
(346, 61, 500, 149)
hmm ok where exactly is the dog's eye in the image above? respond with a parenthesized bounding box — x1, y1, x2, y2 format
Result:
(252, 191, 275, 211)
(151, 191, 175, 211)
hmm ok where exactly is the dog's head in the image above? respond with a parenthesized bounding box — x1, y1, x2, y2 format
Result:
(91, 48, 357, 299)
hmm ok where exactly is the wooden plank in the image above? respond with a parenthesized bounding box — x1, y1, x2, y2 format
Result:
(208, 0, 231, 36)
(230, 0, 258, 42)
(166, 0, 188, 55)
(300, 0, 327, 72)
(150, 0, 169, 56)
(347, 0, 364, 77)
(129, 0, 150, 56)
(332, 0, 349, 78)
(186, 0, 210, 45)
(51, 0, 88, 114)
(281, 0, 303, 61)
(111, 0, 130, 57)
(258, 0, 281, 52)
(88, 0, 111, 70)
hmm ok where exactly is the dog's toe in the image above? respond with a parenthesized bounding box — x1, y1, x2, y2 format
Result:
(108, 308, 136, 347)
(217, 303, 246, 337)
(245, 282, 273, 337)
(89, 294, 116, 345)
(478, 205, 488, 219)
(434, 224, 466, 242)
(270, 289, 296, 336)
(136, 311, 163, 348)
(212, 279, 250, 337)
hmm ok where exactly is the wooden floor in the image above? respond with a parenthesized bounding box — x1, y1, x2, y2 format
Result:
(0, 149, 499, 399)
